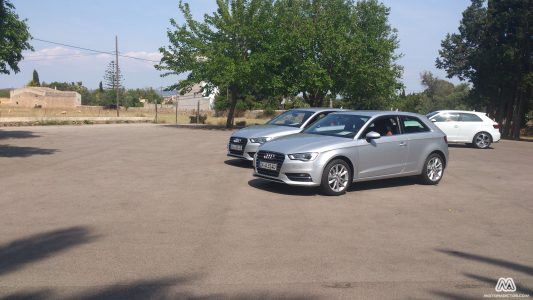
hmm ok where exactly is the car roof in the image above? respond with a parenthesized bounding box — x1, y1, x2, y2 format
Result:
(430, 110, 486, 115)
(290, 107, 346, 113)
(330, 110, 426, 118)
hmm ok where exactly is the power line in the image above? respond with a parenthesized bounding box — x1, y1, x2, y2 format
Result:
(32, 37, 160, 63)
(21, 53, 102, 62)
(25, 52, 101, 58)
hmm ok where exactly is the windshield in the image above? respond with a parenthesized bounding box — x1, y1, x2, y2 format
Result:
(426, 111, 439, 119)
(267, 110, 314, 128)
(304, 114, 370, 139)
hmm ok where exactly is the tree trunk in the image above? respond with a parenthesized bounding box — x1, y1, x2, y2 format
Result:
(512, 91, 524, 140)
(226, 87, 237, 128)
(502, 90, 515, 139)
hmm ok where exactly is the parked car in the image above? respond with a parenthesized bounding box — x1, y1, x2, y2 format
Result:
(426, 110, 501, 149)
(227, 108, 344, 161)
(253, 111, 449, 196)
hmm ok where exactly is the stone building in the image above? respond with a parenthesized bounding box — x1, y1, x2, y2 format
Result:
(6, 87, 81, 108)
(160, 82, 217, 111)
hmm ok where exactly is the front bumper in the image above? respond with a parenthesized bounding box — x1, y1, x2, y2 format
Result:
(253, 152, 322, 187)
(227, 142, 259, 161)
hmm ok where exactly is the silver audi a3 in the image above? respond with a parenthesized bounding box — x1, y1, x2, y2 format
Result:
(228, 108, 344, 161)
(254, 111, 449, 195)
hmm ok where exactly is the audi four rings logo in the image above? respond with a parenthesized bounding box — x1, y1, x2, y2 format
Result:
(263, 153, 275, 160)
(233, 138, 241, 143)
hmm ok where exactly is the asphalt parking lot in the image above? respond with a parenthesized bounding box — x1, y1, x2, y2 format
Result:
(1, 124, 532, 299)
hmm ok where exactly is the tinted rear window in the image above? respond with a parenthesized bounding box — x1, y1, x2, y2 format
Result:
(402, 116, 430, 133)
(432, 112, 460, 122)
(459, 113, 483, 122)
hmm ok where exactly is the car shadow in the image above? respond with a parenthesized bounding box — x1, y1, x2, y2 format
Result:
(159, 124, 245, 131)
(248, 179, 319, 196)
(447, 143, 494, 150)
(224, 159, 253, 169)
(248, 176, 420, 196)
(349, 176, 420, 192)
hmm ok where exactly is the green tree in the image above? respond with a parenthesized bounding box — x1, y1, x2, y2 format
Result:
(436, 0, 532, 139)
(102, 60, 123, 106)
(340, 0, 403, 109)
(32, 69, 39, 85)
(394, 72, 471, 114)
(122, 88, 161, 107)
(103, 60, 123, 90)
(0, 0, 33, 74)
(157, 0, 275, 128)
(270, 0, 402, 108)
(98, 81, 104, 93)
(27, 69, 40, 86)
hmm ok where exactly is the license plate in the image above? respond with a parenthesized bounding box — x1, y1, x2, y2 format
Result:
(259, 161, 277, 171)
(230, 144, 242, 151)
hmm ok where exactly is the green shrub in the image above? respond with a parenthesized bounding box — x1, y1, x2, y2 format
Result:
(189, 114, 207, 124)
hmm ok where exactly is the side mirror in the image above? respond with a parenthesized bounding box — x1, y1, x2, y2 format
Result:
(365, 131, 381, 140)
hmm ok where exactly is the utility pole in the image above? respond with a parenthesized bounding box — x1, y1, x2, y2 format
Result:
(156, 87, 161, 123)
(196, 100, 200, 124)
(176, 90, 180, 125)
(115, 36, 120, 117)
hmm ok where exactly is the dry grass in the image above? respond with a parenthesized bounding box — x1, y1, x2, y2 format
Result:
(0, 106, 270, 126)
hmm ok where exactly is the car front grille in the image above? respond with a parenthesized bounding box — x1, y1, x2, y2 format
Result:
(255, 150, 285, 177)
(228, 137, 247, 156)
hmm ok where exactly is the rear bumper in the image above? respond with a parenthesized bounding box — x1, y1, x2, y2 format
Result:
(492, 131, 501, 142)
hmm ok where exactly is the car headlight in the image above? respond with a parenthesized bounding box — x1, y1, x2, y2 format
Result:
(249, 137, 273, 144)
(288, 152, 318, 161)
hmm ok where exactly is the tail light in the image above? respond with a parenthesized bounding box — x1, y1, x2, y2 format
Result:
(493, 124, 500, 129)
(444, 136, 448, 143)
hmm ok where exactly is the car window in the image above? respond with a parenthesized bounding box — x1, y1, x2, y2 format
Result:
(432, 112, 460, 122)
(459, 113, 483, 122)
(304, 114, 369, 139)
(267, 110, 314, 127)
(361, 116, 400, 138)
(426, 111, 440, 119)
(402, 116, 430, 134)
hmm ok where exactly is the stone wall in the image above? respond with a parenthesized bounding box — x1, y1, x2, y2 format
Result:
(7, 87, 81, 108)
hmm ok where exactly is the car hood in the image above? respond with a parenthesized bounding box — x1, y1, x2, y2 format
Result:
(231, 125, 301, 139)
(258, 133, 353, 154)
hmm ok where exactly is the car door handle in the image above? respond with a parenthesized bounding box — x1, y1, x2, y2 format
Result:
(399, 142, 407, 147)
(454, 125, 459, 128)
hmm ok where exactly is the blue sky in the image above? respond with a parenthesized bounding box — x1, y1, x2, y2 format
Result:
(2, 0, 471, 92)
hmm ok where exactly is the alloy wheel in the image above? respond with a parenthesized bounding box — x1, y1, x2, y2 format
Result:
(426, 157, 443, 182)
(475, 133, 491, 148)
(328, 164, 349, 192)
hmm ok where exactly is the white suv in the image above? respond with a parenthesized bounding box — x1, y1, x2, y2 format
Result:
(426, 110, 501, 149)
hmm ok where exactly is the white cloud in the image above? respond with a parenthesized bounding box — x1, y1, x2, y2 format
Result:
(8, 47, 170, 89)
(123, 51, 162, 62)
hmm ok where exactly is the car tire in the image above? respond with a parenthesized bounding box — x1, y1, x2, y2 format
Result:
(420, 153, 444, 185)
(473, 132, 492, 149)
(320, 159, 352, 196)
